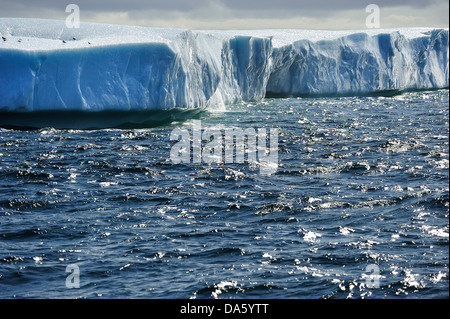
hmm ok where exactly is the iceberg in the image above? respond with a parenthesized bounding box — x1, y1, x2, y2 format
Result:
(0, 18, 448, 114)
(266, 29, 449, 97)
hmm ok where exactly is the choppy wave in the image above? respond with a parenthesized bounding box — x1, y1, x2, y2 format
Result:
(0, 90, 447, 299)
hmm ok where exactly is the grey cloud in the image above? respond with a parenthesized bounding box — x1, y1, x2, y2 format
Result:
(55, 0, 448, 11)
(220, 0, 439, 11)
(1, 0, 446, 15)
(1, 0, 209, 13)
(0, 0, 447, 29)
(5, 0, 441, 13)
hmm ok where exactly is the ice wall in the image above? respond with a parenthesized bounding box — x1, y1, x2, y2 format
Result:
(267, 29, 449, 96)
(0, 18, 448, 112)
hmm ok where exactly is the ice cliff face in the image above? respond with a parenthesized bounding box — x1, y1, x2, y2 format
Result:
(267, 29, 449, 96)
(0, 18, 448, 112)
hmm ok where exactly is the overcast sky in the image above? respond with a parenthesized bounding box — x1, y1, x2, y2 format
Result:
(1, 0, 448, 29)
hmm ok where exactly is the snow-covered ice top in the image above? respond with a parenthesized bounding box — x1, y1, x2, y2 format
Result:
(0, 18, 183, 50)
(0, 18, 448, 112)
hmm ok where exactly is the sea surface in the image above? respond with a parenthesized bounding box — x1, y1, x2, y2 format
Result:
(0, 90, 448, 299)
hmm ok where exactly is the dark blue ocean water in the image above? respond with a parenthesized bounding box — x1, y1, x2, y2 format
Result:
(0, 90, 448, 299)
